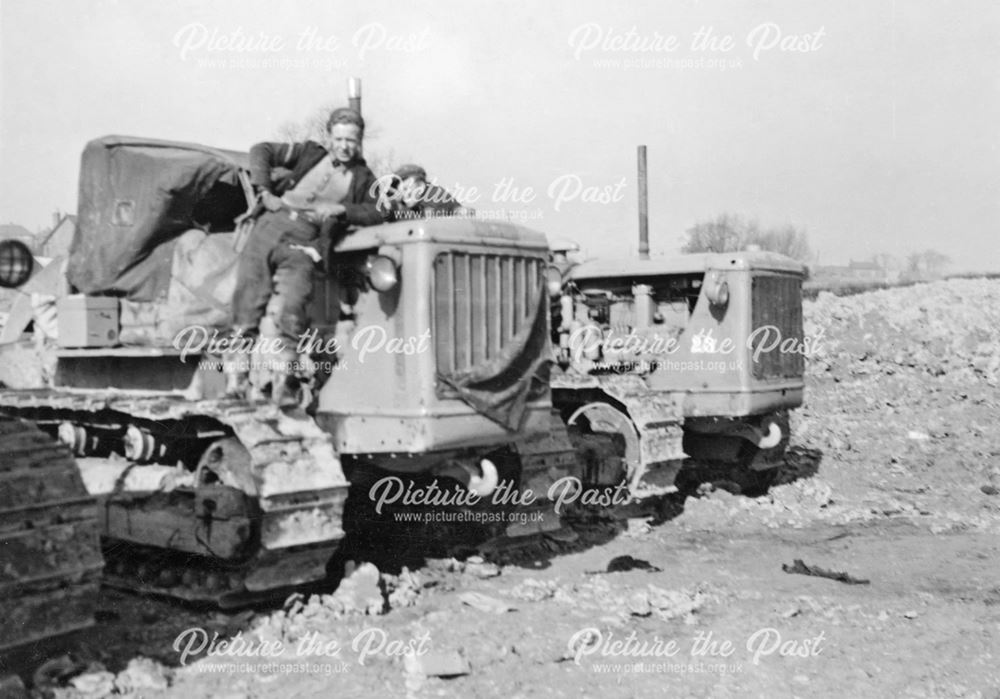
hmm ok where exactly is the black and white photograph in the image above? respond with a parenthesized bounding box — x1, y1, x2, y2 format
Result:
(1, 0, 998, 696)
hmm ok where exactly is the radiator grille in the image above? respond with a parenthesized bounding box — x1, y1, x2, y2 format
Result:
(433, 252, 544, 375)
(750, 274, 804, 379)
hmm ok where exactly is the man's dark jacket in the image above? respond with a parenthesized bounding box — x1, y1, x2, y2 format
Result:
(248, 140, 385, 226)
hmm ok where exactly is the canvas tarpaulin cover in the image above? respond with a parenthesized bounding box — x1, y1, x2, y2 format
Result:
(67, 136, 248, 302)
(118, 229, 239, 346)
(436, 290, 551, 431)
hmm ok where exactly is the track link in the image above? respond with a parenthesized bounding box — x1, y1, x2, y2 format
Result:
(0, 418, 103, 651)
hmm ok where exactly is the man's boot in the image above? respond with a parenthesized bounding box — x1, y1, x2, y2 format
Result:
(222, 357, 251, 400)
(223, 371, 250, 399)
(268, 348, 301, 408)
(221, 331, 254, 400)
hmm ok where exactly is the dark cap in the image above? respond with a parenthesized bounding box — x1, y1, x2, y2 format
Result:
(395, 164, 427, 181)
(326, 107, 365, 134)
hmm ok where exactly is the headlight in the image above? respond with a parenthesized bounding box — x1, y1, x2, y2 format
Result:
(366, 255, 399, 292)
(705, 272, 729, 308)
(546, 265, 564, 297)
(0, 240, 34, 288)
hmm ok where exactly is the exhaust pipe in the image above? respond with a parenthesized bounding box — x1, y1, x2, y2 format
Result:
(637, 145, 649, 260)
(348, 77, 362, 157)
(348, 77, 362, 115)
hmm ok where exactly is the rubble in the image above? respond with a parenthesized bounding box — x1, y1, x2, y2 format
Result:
(643, 584, 708, 623)
(513, 572, 717, 627)
(113, 657, 170, 694)
(623, 517, 652, 537)
(384, 567, 422, 609)
(327, 561, 385, 615)
(68, 671, 115, 698)
(627, 590, 652, 616)
(425, 557, 465, 573)
(805, 279, 1000, 386)
(681, 477, 867, 530)
(250, 561, 389, 645)
(459, 591, 515, 614)
(463, 556, 502, 579)
(507, 578, 558, 602)
(404, 649, 470, 678)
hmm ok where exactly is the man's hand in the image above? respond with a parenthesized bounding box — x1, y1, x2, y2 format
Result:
(260, 191, 283, 212)
(314, 203, 346, 221)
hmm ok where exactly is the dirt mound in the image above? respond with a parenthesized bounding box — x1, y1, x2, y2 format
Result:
(805, 278, 1000, 385)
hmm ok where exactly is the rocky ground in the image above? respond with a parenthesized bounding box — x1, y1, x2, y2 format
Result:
(3, 278, 1000, 698)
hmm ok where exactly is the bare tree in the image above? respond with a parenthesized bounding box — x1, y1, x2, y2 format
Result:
(921, 249, 952, 276)
(682, 214, 812, 262)
(753, 225, 811, 261)
(681, 214, 747, 254)
(907, 249, 952, 278)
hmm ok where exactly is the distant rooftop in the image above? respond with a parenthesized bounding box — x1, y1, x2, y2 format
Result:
(34, 214, 77, 249)
(0, 223, 33, 240)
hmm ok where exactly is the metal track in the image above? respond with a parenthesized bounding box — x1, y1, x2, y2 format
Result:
(0, 390, 349, 609)
(0, 418, 103, 651)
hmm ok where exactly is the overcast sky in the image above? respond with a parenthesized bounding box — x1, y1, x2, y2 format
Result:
(1, 0, 998, 270)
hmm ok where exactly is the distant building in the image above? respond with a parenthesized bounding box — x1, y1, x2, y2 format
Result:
(810, 258, 900, 286)
(847, 260, 884, 282)
(35, 214, 77, 258)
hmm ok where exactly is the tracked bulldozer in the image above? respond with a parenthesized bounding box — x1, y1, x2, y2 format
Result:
(0, 127, 575, 645)
(548, 247, 803, 495)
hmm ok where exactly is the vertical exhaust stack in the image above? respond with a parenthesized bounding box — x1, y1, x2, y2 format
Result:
(348, 77, 362, 157)
(348, 77, 362, 115)
(637, 145, 650, 260)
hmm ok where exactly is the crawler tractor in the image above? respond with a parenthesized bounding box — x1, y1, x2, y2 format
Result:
(547, 145, 805, 494)
(549, 248, 804, 494)
(0, 132, 576, 653)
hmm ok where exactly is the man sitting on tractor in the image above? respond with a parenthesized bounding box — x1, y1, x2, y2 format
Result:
(225, 107, 387, 403)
